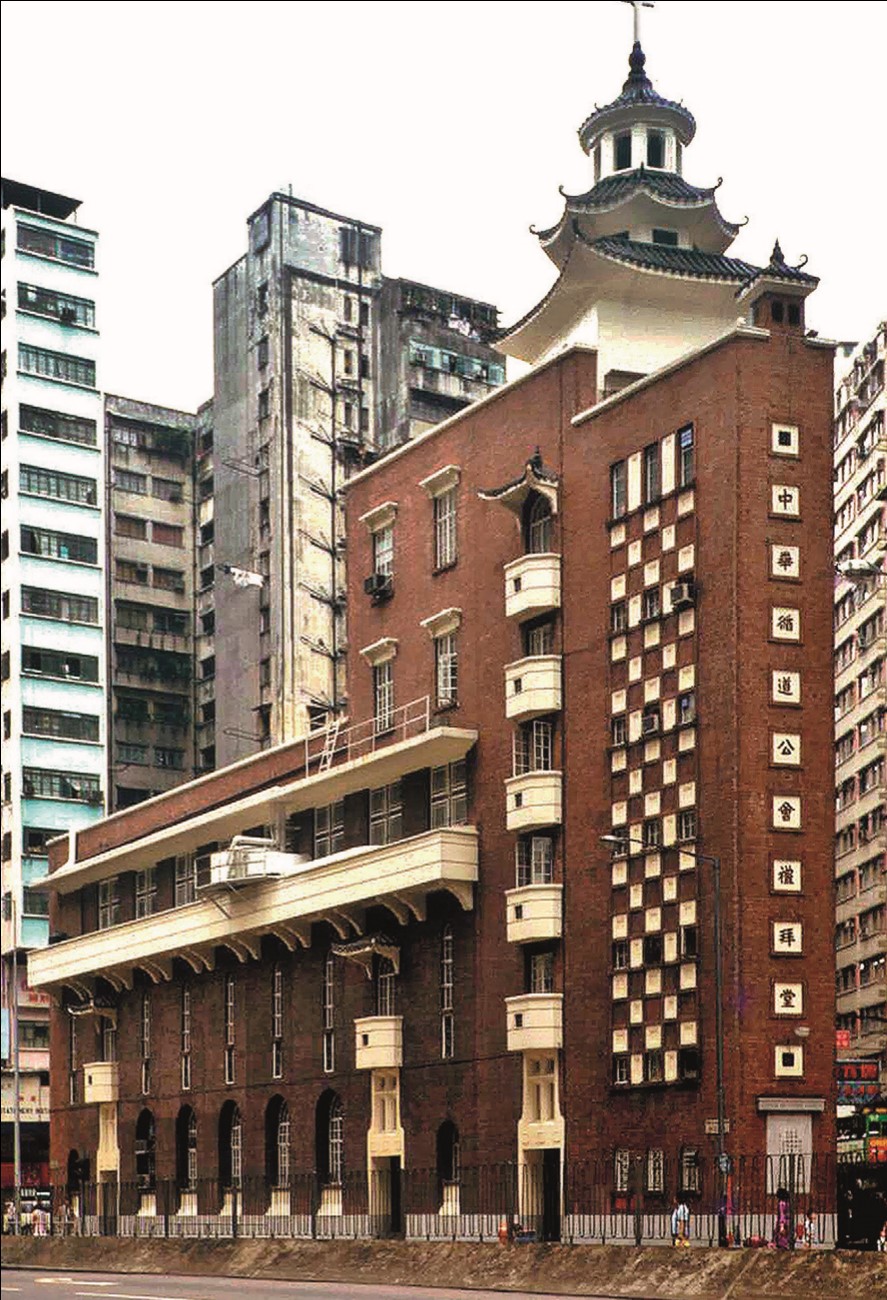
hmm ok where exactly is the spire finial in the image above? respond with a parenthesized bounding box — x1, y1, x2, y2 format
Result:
(621, 0, 654, 47)
(771, 239, 785, 266)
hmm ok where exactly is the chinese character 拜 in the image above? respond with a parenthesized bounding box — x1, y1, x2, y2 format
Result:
(778, 926, 797, 947)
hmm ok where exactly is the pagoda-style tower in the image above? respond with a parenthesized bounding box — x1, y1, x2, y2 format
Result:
(500, 41, 818, 395)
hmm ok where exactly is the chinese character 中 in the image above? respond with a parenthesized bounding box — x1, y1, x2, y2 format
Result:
(777, 489, 796, 510)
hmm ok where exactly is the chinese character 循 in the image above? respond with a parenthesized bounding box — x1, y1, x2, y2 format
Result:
(779, 988, 798, 1008)
(778, 926, 797, 947)
(777, 801, 796, 823)
(776, 613, 796, 633)
(777, 549, 795, 570)
(777, 863, 796, 886)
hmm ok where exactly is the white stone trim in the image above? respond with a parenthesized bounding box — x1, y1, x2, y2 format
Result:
(359, 637, 398, 666)
(419, 464, 461, 498)
(358, 501, 398, 533)
(419, 607, 462, 638)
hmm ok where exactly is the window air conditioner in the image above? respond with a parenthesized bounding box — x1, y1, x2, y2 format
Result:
(642, 714, 660, 735)
(363, 572, 393, 601)
(670, 582, 695, 609)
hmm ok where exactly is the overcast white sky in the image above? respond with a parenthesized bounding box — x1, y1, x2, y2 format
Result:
(2, 0, 884, 412)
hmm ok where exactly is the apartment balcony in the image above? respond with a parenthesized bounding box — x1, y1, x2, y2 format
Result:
(505, 993, 563, 1053)
(28, 827, 478, 992)
(504, 656, 562, 721)
(354, 1015, 403, 1070)
(505, 771, 562, 832)
(83, 1061, 118, 1104)
(504, 554, 561, 621)
(505, 883, 563, 944)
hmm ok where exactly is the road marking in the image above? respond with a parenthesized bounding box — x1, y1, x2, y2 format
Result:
(75, 1294, 200, 1300)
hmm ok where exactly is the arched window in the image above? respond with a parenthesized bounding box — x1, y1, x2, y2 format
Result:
(175, 1105, 197, 1189)
(218, 1100, 242, 1189)
(525, 494, 552, 555)
(135, 1108, 156, 1189)
(316, 1090, 343, 1186)
(265, 1095, 290, 1189)
(436, 1120, 460, 1186)
(66, 1148, 83, 1191)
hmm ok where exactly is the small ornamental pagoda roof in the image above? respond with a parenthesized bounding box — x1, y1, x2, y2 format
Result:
(578, 43, 696, 152)
(735, 239, 819, 298)
(331, 932, 400, 976)
(478, 450, 560, 514)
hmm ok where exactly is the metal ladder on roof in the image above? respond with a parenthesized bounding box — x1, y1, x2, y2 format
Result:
(318, 717, 342, 772)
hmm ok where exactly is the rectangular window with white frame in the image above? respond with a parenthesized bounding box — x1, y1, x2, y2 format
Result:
(441, 925, 454, 1059)
(528, 950, 555, 994)
(272, 963, 284, 1079)
(434, 631, 458, 708)
(181, 984, 191, 1091)
(140, 991, 151, 1095)
(224, 974, 235, 1085)
(174, 855, 197, 907)
(315, 800, 345, 858)
(516, 835, 554, 886)
(370, 781, 403, 846)
(373, 660, 394, 732)
(322, 953, 335, 1073)
(514, 718, 554, 775)
(678, 425, 695, 486)
(373, 525, 393, 578)
(434, 487, 457, 569)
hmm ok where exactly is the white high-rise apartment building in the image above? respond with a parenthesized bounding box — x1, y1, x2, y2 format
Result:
(1, 179, 106, 1177)
(833, 320, 886, 1089)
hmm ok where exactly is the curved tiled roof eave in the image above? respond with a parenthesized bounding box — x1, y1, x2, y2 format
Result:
(583, 233, 760, 284)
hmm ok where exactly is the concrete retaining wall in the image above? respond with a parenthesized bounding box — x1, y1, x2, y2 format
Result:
(3, 1236, 884, 1298)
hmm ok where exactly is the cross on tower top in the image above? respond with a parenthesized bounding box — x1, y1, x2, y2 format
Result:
(620, 0, 654, 45)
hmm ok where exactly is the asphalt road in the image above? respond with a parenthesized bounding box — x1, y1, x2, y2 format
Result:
(0, 1271, 620, 1300)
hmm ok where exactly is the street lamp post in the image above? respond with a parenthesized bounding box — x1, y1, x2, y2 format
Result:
(600, 834, 728, 1246)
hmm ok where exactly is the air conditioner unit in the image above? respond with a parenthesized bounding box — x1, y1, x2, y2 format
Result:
(642, 714, 660, 735)
(363, 572, 393, 601)
(670, 582, 695, 609)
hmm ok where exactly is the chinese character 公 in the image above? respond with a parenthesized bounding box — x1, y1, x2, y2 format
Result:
(777, 738, 796, 757)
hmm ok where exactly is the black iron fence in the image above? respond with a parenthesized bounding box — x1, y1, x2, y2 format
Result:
(3, 1154, 884, 1249)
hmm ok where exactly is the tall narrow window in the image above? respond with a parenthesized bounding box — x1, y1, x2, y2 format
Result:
(647, 130, 665, 168)
(135, 867, 156, 919)
(678, 425, 695, 486)
(643, 443, 660, 503)
(434, 632, 458, 708)
(373, 524, 393, 577)
(611, 460, 627, 518)
(224, 974, 235, 1084)
(98, 877, 120, 930)
(68, 1015, 78, 1104)
(322, 953, 335, 1073)
(272, 964, 284, 1079)
(529, 950, 555, 994)
(140, 991, 151, 1095)
(441, 925, 454, 1059)
(369, 781, 403, 846)
(373, 660, 394, 732)
(614, 132, 632, 170)
(231, 1109, 242, 1187)
(175, 855, 196, 906)
(526, 495, 552, 554)
(434, 487, 457, 569)
(181, 985, 192, 1091)
(328, 1097, 344, 1184)
(314, 801, 345, 857)
(276, 1101, 290, 1188)
(430, 761, 468, 828)
(376, 957, 397, 1016)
